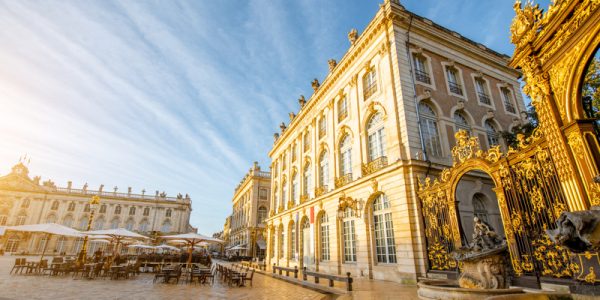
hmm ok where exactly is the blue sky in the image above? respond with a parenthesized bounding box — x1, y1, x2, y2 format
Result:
(0, 0, 550, 234)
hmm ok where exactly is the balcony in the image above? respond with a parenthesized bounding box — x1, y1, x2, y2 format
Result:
(448, 82, 463, 95)
(361, 156, 388, 176)
(478, 92, 491, 105)
(363, 83, 377, 100)
(315, 185, 328, 197)
(334, 173, 353, 189)
(414, 70, 431, 84)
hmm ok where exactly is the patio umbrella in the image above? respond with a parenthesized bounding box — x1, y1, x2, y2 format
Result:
(156, 244, 179, 251)
(4, 223, 82, 263)
(85, 228, 149, 262)
(161, 233, 223, 266)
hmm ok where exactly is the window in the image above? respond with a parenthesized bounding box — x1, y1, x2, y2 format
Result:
(373, 194, 397, 263)
(126, 206, 134, 216)
(303, 130, 311, 152)
(258, 206, 267, 224)
(292, 172, 299, 205)
(84, 204, 90, 212)
(0, 214, 7, 226)
(454, 111, 471, 135)
(56, 236, 67, 253)
(292, 144, 297, 162)
(318, 115, 327, 138)
(110, 218, 119, 229)
(282, 180, 288, 209)
(21, 198, 30, 208)
(259, 188, 268, 199)
(99, 204, 106, 214)
(418, 102, 443, 158)
(62, 215, 74, 228)
(270, 229, 276, 258)
(338, 96, 348, 122)
(50, 201, 59, 211)
(46, 214, 57, 223)
(5, 235, 20, 252)
(473, 194, 488, 222)
(289, 222, 297, 260)
(446, 66, 463, 95)
(367, 112, 386, 161)
(339, 134, 352, 177)
(161, 220, 171, 233)
(303, 163, 312, 199)
(79, 217, 88, 230)
(125, 219, 135, 231)
(16, 214, 27, 225)
(501, 87, 516, 114)
(166, 208, 172, 217)
(114, 205, 121, 215)
(282, 152, 287, 169)
(485, 120, 500, 147)
(279, 226, 284, 258)
(413, 54, 431, 84)
(143, 207, 150, 216)
(319, 151, 329, 190)
(139, 220, 149, 232)
(67, 202, 75, 212)
(475, 78, 491, 105)
(363, 67, 377, 100)
(273, 161, 278, 177)
(37, 236, 48, 253)
(320, 213, 330, 261)
(342, 208, 357, 263)
(94, 217, 105, 230)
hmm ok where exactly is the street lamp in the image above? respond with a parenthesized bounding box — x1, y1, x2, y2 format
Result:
(77, 195, 100, 266)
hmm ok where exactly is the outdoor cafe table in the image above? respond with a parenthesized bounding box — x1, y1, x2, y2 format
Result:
(220, 264, 246, 286)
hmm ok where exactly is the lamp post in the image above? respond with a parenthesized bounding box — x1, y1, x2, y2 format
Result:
(77, 195, 100, 266)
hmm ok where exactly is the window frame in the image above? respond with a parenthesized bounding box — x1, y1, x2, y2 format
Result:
(372, 194, 397, 264)
(411, 51, 436, 89)
(366, 112, 386, 162)
(442, 62, 466, 99)
(472, 74, 495, 108)
(418, 102, 443, 158)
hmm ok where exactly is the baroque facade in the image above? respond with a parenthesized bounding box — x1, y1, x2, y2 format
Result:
(265, 0, 525, 283)
(226, 162, 271, 258)
(0, 162, 192, 255)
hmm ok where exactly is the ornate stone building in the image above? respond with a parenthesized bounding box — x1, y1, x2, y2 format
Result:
(226, 162, 271, 258)
(265, 0, 526, 283)
(0, 162, 192, 255)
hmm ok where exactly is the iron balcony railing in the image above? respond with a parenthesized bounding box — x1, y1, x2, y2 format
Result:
(414, 70, 431, 84)
(334, 173, 353, 189)
(448, 82, 463, 95)
(361, 156, 388, 176)
(478, 92, 491, 105)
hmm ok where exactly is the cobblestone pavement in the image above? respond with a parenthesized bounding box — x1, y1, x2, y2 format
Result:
(0, 256, 327, 300)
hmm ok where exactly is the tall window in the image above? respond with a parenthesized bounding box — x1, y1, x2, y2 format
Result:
(161, 220, 171, 232)
(282, 180, 288, 209)
(320, 213, 330, 261)
(318, 115, 327, 138)
(46, 214, 57, 223)
(367, 112, 386, 161)
(454, 111, 471, 134)
(501, 87, 516, 113)
(290, 222, 297, 260)
(139, 220, 149, 232)
(16, 213, 27, 225)
(475, 78, 491, 105)
(143, 207, 150, 216)
(6, 235, 20, 252)
(94, 217, 105, 230)
(110, 218, 119, 229)
(319, 151, 329, 190)
(292, 144, 297, 162)
(115, 205, 121, 215)
(0, 214, 7, 226)
(129, 206, 136, 216)
(282, 153, 287, 169)
(259, 188, 268, 199)
(21, 199, 30, 208)
(303, 163, 312, 199)
(303, 130, 311, 152)
(473, 194, 489, 222)
(485, 120, 500, 147)
(446, 66, 463, 95)
(50, 201, 59, 210)
(67, 202, 75, 212)
(125, 219, 135, 231)
(166, 208, 172, 217)
(339, 135, 352, 177)
(257, 206, 267, 224)
(79, 217, 88, 230)
(292, 172, 299, 205)
(338, 96, 348, 122)
(363, 67, 377, 100)
(343, 208, 357, 263)
(413, 54, 431, 84)
(99, 204, 106, 214)
(62, 215, 74, 228)
(279, 226, 284, 258)
(373, 194, 397, 263)
(419, 102, 443, 158)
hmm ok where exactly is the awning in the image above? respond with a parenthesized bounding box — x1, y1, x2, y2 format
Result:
(256, 240, 266, 250)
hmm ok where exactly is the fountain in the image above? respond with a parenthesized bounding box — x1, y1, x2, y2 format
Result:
(417, 217, 525, 300)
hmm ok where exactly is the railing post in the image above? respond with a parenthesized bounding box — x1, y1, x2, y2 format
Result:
(346, 272, 353, 292)
(272, 263, 276, 274)
(294, 266, 298, 278)
(302, 267, 307, 280)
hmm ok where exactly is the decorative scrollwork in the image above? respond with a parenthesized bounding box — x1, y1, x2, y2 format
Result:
(451, 130, 480, 165)
(532, 234, 572, 278)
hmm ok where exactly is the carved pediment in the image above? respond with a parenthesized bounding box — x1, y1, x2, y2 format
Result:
(0, 174, 47, 193)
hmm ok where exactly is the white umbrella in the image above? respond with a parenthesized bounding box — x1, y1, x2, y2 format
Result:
(161, 233, 223, 265)
(4, 223, 82, 263)
(129, 244, 155, 249)
(85, 228, 149, 262)
(156, 244, 179, 251)
(228, 244, 247, 251)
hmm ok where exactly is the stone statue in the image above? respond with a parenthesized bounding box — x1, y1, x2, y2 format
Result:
(289, 112, 296, 121)
(546, 209, 600, 253)
(33, 176, 41, 185)
(298, 95, 306, 108)
(279, 122, 286, 132)
(471, 217, 504, 251)
(328, 59, 337, 71)
(348, 28, 358, 45)
(311, 78, 320, 91)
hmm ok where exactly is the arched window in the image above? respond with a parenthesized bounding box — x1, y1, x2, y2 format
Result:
(473, 193, 488, 222)
(99, 204, 106, 214)
(21, 198, 30, 208)
(282, 180, 288, 209)
(342, 207, 357, 263)
(114, 205, 121, 215)
(582, 48, 600, 141)
(292, 172, 299, 205)
(46, 214, 57, 223)
(373, 194, 397, 263)
(339, 134, 352, 177)
(367, 112, 386, 161)
(110, 218, 119, 229)
(419, 102, 442, 158)
(257, 206, 267, 224)
(138, 220, 149, 232)
(67, 202, 75, 211)
(303, 163, 312, 199)
(166, 208, 172, 218)
(129, 206, 136, 216)
(289, 221, 297, 260)
(62, 215, 74, 228)
(143, 207, 150, 216)
(485, 120, 500, 147)
(125, 219, 135, 231)
(454, 111, 471, 134)
(16, 213, 27, 225)
(319, 151, 329, 191)
(319, 213, 330, 261)
(161, 220, 171, 232)
(50, 201, 59, 211)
